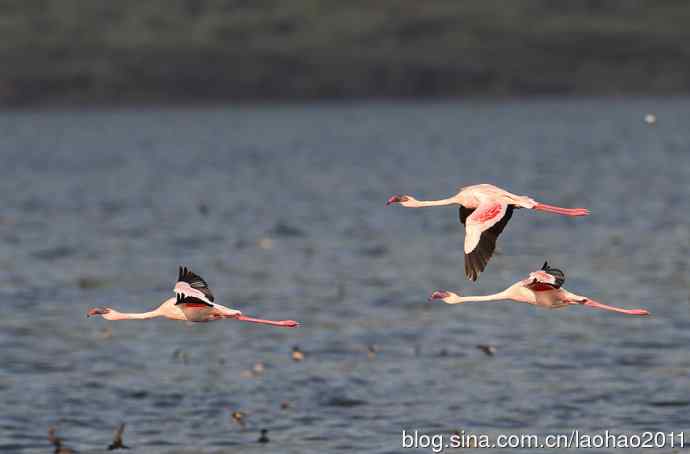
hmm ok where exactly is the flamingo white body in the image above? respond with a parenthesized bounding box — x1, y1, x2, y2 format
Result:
(429, 262, 649, 316)
(387, 183, 590, 281)
(87, 266, 299, 328)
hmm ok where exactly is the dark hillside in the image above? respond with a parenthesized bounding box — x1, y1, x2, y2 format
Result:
(1, 0, 689, 105)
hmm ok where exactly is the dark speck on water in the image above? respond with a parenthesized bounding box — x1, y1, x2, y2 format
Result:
(32, 245, 77, 261)
(77, 276, 110, 289)
(1, 99, 689, 453)
(322, 396, 368, 408)
(476, 344, 497, 357)
(270, 221, 306, 237)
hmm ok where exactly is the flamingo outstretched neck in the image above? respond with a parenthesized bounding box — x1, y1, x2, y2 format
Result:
(87, 307, 161, 320)
(428, 290, 507, 304)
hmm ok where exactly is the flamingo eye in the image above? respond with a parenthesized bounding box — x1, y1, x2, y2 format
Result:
(400, 195, 410, 202)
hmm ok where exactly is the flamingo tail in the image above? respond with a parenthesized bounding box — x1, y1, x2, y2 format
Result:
(533, 203, 590, 217)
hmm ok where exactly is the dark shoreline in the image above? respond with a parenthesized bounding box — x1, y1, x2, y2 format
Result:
(0, 90, 685, 112)
(2, 1, 690, 108)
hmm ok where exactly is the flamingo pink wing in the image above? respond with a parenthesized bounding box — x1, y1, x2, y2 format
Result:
(461, 201, 513, 281)
(523, 270, 559, 291)
(174, 266, 215, 302)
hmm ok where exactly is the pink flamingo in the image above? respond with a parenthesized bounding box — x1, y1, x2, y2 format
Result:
(429, 261, 649, 316)
(87, 267, 299, 327)
(387, 183, 590, 281)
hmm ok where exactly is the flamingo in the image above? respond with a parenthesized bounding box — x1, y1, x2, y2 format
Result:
(87, 266, 299, 328)
(387, 183, 590, 281)
(429, 261, 649, 316)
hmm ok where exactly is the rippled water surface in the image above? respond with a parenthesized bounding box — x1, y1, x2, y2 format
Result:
(1, 99, 689, 453)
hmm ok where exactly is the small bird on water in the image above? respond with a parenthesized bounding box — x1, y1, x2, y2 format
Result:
(240, 363, 265, 379)
(258, 429, 270, 443)
(644, 113, 656, 125)
(48, 427, 74, 454)
(291, 346, 304, 362)
(231, 411, 246, 428)
(107, 423, 129, 450)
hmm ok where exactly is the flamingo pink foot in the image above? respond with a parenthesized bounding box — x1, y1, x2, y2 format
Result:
(229, 314, 300, 328)
(571, 299, 649, 316)
(533, 203, 590, 217)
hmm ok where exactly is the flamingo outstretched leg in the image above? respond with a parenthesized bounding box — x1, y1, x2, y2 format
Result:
(227, 314, 299, 328)
(568, 298, 649, 316)
(533, 203, 590, 217)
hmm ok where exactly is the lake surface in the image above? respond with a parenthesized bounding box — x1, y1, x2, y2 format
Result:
(0, 98, 689, 453)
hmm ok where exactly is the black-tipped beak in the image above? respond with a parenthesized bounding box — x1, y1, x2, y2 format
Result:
(87, 307, 109, 317)
(386, 195, 401, 206)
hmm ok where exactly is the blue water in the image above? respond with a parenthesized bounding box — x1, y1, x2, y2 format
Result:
(0, 98, 689, 453)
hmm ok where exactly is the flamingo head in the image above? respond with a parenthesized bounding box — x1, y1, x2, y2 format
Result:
(428, 290, 459, 303)
(386, 194, 411, 206)
(87, 307, 111, 317)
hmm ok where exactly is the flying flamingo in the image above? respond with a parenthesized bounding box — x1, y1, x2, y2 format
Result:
(429, 261, 649, 316)
(87, 267, 299, 327)
(386, 183, 590, 281)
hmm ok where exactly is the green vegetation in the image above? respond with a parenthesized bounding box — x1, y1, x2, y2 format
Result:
(1, 0, 689, 105)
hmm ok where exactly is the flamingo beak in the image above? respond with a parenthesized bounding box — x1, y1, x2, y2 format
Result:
(386, 196, 399, 206)
(428, 291, 450, 301)
(87, 307, 110, 317)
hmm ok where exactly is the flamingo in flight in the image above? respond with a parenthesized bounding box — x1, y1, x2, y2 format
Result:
(429, 261, 649, 316)
(387, 184, 590, 281)
(87, 267, 299, 328)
